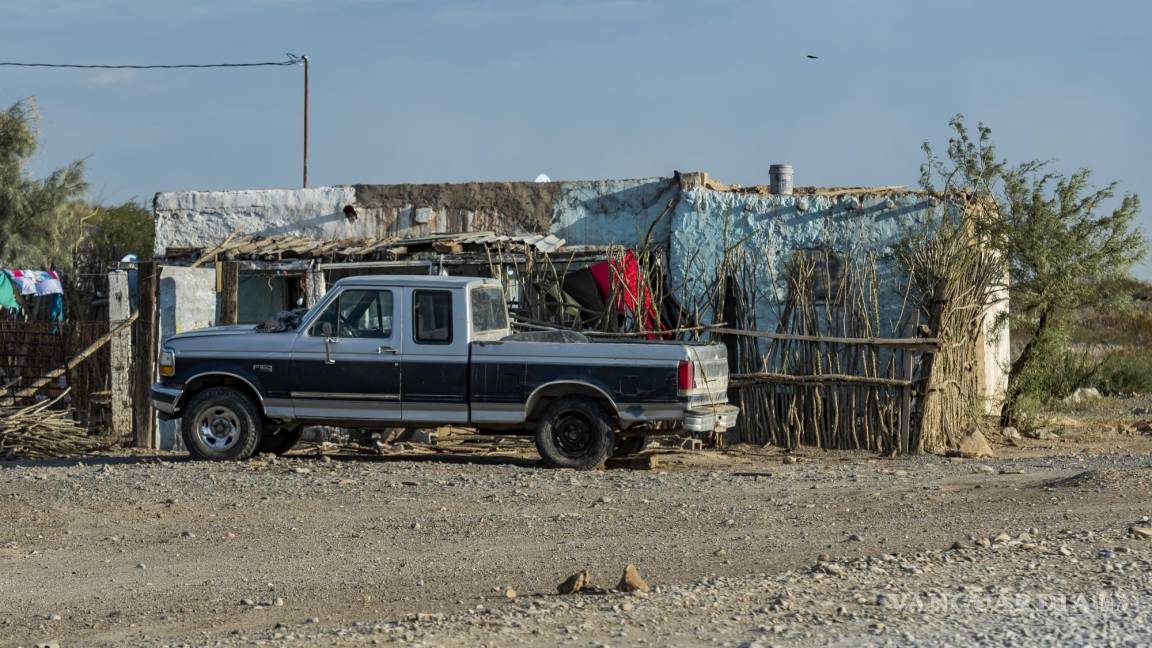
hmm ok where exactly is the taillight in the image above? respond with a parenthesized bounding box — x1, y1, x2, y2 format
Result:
(677, 360, 696, 391)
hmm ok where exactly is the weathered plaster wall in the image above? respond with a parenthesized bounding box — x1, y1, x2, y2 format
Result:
(550, 177, 678, 247)
(154, 187, 355, 257)
(152, 178, 677, 257)
(668, 188, 934, 335)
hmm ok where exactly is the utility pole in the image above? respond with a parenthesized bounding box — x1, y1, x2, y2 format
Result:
(302, 55, 309, 188)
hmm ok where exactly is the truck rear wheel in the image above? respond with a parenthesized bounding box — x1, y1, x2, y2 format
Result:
(534, 397, 614, 470)
(181, 387, 262, 461)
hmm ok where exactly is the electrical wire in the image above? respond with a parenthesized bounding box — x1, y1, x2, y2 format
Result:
(0, 54, 304, 70)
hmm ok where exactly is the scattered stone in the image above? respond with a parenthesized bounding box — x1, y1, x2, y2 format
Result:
(557, 571, 587, 595)
(273, 597, 284, 607)
(241, 598, 255, 606)
(46, 613, 61, 621)
(782, 456, 798, 465)
(305, 616, 320, 624)
(504, 586, 517, 600)
(180, 530, 195, 538)
(1128, 527, 1152, 540)
(951, 540, 973, 550)
(847, 534, 863, 542)
(1064, 387, 1101, 404)
(1058, 546, 1073, 557)
(1000, 426, 1022, 441)
(975, 465, 996, 475)
(957, 430, 995, 458)
(617, 564, 650, 593)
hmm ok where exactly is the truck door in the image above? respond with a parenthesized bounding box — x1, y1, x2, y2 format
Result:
(400, 287, 469, 424)
(289, 287, 403, 421)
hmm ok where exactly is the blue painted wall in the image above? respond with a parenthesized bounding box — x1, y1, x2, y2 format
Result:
(550, 177, 679, 248)
(662, 189, 936, 337)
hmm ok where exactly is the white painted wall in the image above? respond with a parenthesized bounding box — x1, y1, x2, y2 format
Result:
(153, 187, 356, 257)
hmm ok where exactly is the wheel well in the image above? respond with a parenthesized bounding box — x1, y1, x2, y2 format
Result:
(181, 375, 262, 413)
(526, 383, 618, 425)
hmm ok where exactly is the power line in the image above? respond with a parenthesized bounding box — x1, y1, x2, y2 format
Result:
(2, 53, 312, 188)
(0, 54, 303, 69)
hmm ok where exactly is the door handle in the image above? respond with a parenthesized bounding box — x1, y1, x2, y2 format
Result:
(324, 337, 337, 364)
(377, 346, 397, 355)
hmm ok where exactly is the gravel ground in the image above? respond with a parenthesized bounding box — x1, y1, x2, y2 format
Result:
(1, 431, 1150, 647)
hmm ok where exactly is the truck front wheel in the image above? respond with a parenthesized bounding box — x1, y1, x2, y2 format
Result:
(534, 397, 614, 470)
(181, 387, 263, 461)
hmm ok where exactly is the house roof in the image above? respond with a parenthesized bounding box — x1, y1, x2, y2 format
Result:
(162, 231, 575, 265)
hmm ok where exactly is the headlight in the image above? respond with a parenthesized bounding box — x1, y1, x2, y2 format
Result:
(158, 348, 176, 377)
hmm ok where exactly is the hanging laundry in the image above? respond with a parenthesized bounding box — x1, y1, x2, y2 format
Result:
(34, 270, 64, 296)
(4, 269, 37, 295)
(0, 271, 20, 311)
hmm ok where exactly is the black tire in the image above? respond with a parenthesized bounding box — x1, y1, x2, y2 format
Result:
(257, 426, 303, 455)
(534, 397, 614, 470)
(612, 436, 648, 457)
(181, 387, 262, 461)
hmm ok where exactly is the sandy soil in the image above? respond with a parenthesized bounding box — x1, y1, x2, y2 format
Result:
(1, 423, 1150, 647)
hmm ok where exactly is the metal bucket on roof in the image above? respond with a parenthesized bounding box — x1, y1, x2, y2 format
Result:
(769, 164, 794, 195)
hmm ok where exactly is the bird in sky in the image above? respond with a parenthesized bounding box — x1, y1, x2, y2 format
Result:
(806, 54, 819, 59)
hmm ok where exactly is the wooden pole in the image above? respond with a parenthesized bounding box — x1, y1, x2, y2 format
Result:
(107, 271, 133, 442)
(217, 260, 239, 325)
(133, 262, 160, 449)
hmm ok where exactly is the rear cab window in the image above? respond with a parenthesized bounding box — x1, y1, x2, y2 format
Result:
(413, 290, 453, 344)
(470, 285, 508, 334)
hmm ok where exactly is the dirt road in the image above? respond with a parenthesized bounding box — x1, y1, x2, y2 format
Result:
(1, 433, 1150, 646)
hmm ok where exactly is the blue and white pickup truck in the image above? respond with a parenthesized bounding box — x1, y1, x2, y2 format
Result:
(151, 275, 737, 469)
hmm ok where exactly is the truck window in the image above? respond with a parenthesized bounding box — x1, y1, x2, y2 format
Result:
(470, 286, 508, 333)
(413, 290, 452, 344)
(310, 289, 394, 338)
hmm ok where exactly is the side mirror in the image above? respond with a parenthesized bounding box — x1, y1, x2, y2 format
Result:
(320, 322, 334, 338)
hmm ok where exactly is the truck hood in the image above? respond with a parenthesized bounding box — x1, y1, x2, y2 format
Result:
(166, 324, 259, 342)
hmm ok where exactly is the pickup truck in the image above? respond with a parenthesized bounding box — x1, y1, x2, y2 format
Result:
(151, 275, 738, 469)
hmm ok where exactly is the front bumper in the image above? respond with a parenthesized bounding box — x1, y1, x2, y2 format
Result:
(684, 404, 740, 433)
(151, 383, 184, 416)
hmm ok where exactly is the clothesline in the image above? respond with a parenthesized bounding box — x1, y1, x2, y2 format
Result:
(1, 270, 66, 323)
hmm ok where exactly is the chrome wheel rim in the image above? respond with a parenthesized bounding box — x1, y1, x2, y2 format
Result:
(196, 405, 241, 450)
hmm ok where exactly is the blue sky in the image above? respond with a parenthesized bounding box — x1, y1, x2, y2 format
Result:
(3, 0, 1150, 274)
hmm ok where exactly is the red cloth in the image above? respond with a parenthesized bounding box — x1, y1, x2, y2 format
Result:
(588, 250, 661, 333)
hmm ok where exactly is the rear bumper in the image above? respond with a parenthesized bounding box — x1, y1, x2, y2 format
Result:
(684, 404, 740, 433)
(151, 383, 183, 417)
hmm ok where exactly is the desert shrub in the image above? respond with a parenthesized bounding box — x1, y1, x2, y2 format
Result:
(1090, 351, 1152, 395)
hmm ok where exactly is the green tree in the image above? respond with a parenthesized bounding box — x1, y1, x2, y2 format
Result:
(0, 99, 89, 269)
(87, 201, 154, 262)
(921, 116, 1144, 427)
